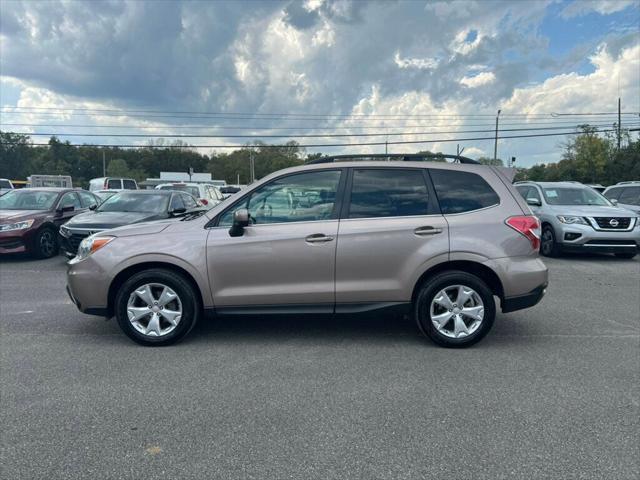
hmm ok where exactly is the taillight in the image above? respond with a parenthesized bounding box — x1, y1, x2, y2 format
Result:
(506, 216, 541, 251)
(200, 198, 208, 205)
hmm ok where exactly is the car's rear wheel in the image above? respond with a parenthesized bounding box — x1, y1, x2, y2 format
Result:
(114, 269, 200, 346)
(614, 252, 637, 259)
(33, 227, 58, 259)
(415, 271, 496, 348)
(540, 226, 560, 257)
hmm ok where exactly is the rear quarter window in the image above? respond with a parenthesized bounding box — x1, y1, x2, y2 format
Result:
(430, 170, 500, 214)
(122, 179, 137, 190)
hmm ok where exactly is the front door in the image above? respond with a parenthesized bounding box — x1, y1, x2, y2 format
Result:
(206, 169, 344, 311)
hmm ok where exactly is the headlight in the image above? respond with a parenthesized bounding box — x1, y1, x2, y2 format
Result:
(72, 235, 114, 262)
(60, 225, 71, 238)
(0, 219, 35, 232)
(557, 215, 588, 225)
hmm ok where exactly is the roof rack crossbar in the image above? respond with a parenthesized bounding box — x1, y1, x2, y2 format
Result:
(306, 153, 479, 165)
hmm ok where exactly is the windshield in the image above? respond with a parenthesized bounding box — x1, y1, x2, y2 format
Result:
(0, 190, 59, 210)
(97, 192, 169, 213)
(158, 185, 200, 197)
(542, 187, 611, 206)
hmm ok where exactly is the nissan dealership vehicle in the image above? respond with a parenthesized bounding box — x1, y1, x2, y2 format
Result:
(66, 155, 548, 348)
(0, 188, 99, 258)
(515, 181, 639, 258)
(60, 190, 203, 257)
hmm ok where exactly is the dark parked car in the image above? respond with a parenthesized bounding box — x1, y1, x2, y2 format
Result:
(60, 190, 204, 257)
(0, 188, 100, 258)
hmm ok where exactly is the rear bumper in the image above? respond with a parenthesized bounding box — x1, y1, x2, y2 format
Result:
(502, 283, 547, 313)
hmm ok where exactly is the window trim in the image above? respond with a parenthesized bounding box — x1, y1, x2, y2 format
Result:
(206, 168, 347, 229)
(340, 166, 439, 220)
(428, 168, 501, 215)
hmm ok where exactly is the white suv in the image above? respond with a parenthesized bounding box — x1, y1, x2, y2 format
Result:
(155, 182, 224, 208)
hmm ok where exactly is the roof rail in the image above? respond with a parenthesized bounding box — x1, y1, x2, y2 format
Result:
(616, 180, 640, 185)
(306, 153, 480, 165)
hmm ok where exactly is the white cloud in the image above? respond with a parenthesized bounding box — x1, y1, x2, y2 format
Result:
(394, 52, 439, 70)
(460, 71, 496, 88)
(560, 0, 636, 18)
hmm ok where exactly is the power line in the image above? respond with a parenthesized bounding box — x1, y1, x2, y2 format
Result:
(1, 127, 626, 149)
(0, 119, 628, 131)
(10, 122, 640, 139)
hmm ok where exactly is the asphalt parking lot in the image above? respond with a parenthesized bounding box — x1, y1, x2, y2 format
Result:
(1, 254, 638, 480)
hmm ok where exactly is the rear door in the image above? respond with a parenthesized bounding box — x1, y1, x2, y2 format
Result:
(335, 168, 448, 306)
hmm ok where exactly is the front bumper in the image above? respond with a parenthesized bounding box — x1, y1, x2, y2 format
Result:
(0, 229, 33, 254)
(67, 255, 111, 317)
(556, 221, 639, 253)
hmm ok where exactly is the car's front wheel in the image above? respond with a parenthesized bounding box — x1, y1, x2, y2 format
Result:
(540, 225, 561, 257)
(415, 271, 496, 348)
(114, 269, 200, 346)
(33, 226, 59, 259)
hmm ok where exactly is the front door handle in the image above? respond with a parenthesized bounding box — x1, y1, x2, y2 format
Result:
(305, 233, 334, 244)
(414, 226, 443, 236)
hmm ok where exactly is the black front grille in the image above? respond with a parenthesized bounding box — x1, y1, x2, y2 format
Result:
(0, 239, 24, 249)
(68, 233, 88, 251)
(593, 217, 632, 229)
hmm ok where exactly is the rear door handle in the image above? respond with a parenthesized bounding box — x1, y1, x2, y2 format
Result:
(305, 233, 335, 243)
(414, 226, 443, 236)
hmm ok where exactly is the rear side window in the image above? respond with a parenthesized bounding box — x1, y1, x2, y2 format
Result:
(603, 187, 622, 201)
(430, 170, 500, 214)
(618, 186, 640, 206)
(107, 179, 121, 189)
(122, 179, 137, 190)
(348, 169, 429, 218)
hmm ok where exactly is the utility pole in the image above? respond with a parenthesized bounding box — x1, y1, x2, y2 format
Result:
(617, 97, 621, 150)
(493, 109, 501, 160)
(249, 148, 255, 183)
(102, 150, 106, 177)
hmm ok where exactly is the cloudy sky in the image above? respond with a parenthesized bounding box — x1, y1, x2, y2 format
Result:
(1, 0, 639, 166)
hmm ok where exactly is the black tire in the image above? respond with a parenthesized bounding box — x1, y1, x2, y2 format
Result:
(614, 252, 637, 259)
(540, 225, 561, 257)
(414, 270, 496, 348)
(114, 269, 200, 346)
(33, 226, 59, 259)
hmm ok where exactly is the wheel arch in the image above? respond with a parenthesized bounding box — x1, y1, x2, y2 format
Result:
(107, 262, 204, 317)
(411, 260, 505, 304)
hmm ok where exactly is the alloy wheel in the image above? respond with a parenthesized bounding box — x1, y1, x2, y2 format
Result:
(430, 285, 484, 339)
(127, 283, 183, 337)
(541, 229, 554, 255)
(39, 231, 55, 257)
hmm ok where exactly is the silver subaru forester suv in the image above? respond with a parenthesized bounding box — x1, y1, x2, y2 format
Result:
(67, 155, 548, 348)
(515, 181, 640, 258)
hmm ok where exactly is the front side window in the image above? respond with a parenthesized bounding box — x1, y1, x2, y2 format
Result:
(180, 193, 198, 209)
(170, 194, 186, 211)
(348, 169, 429, 218)
(542, 187, 610, 206)
(218, 170, 341, 226)
(59, 192, 81, 209)
(430, 170, 500, 214)
(618, 186, 640, 206)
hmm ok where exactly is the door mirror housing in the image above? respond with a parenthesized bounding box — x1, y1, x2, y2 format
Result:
(610, 198, 618, 206)
(526, 198, 542, 207)
(56, 205, 75, 215)
(229, 208, 250, 237)
(89, 204, 98, 211)
(169, 207, 187, 216)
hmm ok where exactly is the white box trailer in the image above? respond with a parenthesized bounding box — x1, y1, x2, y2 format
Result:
(27, 175, 73, 188)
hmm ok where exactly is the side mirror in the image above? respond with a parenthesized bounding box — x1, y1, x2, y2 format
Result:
(170, 207, 187, 216)
(610, 199, 618, 205)
(526, 198, 542, 207)
(56, 205, 75, 215)
(89, 204, 98, 211)
(229, 208, 250, 237)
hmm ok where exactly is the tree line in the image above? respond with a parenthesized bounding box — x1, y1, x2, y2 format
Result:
(1, 128, 638, 188)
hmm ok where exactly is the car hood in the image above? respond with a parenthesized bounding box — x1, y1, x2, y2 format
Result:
(64, 211, 163, 230)
(0, 209, 48, 222)
(546, 204, 638, 217)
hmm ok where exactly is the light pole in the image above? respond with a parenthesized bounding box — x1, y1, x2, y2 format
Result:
(493, 109, 501, 161)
